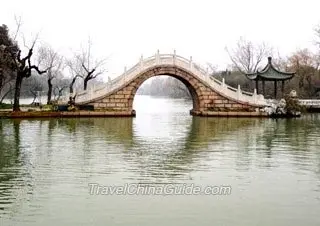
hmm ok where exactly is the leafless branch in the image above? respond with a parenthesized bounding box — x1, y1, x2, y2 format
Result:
(225, 37, 273, 74)
(12, 15, 22, 41)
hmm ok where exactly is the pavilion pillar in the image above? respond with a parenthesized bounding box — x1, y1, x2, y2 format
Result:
(281, 81, 285, 97)
(255, 80, 259, 94)
(274, 81, 277, 99)
(262, 80, 265, 96)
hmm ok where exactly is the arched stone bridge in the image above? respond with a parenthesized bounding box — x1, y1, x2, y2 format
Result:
(60, 51, 268, 116)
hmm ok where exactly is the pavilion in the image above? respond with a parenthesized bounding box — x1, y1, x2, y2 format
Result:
(245, 57, 295, 99)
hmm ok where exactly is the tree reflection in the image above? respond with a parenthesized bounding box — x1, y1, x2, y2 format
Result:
(0, 119, 22, 214)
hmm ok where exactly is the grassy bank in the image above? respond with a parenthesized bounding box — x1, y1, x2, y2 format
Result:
(0, 103, 12, 109)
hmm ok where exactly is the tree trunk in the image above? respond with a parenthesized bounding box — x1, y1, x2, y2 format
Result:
(69, 77, 77, 94)
(13, 74, 23, 112)
(30, 90, 37, 104)
(69, 84, 73, 94)
(0, 69, 3, 92)
(84, 78, 89, 91)
(47, 78, 53, 104)
(57, 88, 64, 101)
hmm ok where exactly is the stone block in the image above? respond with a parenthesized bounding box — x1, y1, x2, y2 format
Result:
(215, 104, 225, 108)
(206, 111, 219, 116)
(208, 95, 218, 99)
(214, 100, 223, 104)
(201, 91, 211, 96)
(218, 112, 228, 116)
(90, 111, 105, 116)
(123, 90, 132, 95)
(231, 104, 241, 108)
(124, 86, 135, 91)
(199, 102, 206, 108)
(99, 103, 107, 108)
(199, 86, 206, 91)
(106, 103, 116, 107)
(227, 111, 238, 116)
(79, 111, 90, 116)
(116, 103, 125, 107)
(237, 112, 251, 117)
(203, 99, 212, 104)
(114, 94, 125, 99)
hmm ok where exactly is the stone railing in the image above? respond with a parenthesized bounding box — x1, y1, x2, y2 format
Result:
(298, 99, 320, 106)
(59, 50, 267, 106)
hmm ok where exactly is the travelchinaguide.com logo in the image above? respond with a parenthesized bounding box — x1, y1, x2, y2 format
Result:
(88, 183, 232, 196)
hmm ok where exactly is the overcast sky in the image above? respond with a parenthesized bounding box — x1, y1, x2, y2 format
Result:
(2, 0, 320, 80)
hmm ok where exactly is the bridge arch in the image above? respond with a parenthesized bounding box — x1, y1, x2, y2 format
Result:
(129, 65, 202, 114)
(87, 64, 258, 116)
(67, 52, 267, 116)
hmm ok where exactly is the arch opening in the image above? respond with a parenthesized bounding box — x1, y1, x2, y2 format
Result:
(129, 68, 201, 115)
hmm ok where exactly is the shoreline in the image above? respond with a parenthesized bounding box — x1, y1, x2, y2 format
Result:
(0, 110, 273, 118)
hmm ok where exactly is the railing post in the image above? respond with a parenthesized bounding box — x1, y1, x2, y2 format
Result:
(189, 56, 193, 69)
(140, 55, 143, 69)
(253, 88, 257, 104)
(205, 67, 209, 83)
(124, 66, 127, 82)
(107, 76, 111, 92)
(173, 49, 176, 65)
(237, 85, 241, 100)
(156, 49, 160, 64)
(222, 78, 225, 88)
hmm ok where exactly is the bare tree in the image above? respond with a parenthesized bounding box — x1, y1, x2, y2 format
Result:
(287, 49, 320, 97)
(225, 37, 273, 73)
(27, 75, 44, 104)
(11, 37, 47, 111)
(314, 25, 320, 48)
(52, 77, 69, 102)
(2, 18, 47, 111)
(69, 38, 106, 91)
(37, 44, 64, 104)
(65, 57, 82, 94)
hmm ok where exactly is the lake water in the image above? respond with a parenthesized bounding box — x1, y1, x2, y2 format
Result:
(0, 95, 320, 226)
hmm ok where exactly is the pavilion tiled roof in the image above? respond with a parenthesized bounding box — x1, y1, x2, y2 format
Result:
(245, 57, 295, 81)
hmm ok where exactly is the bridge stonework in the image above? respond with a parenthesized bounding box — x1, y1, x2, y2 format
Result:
(88, 66, 257, 116)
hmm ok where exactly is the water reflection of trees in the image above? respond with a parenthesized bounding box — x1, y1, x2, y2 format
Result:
(0, 119, 25, 214)
(57, 118, 134, 146)
(256, 115, 320, 173)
